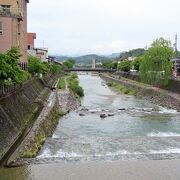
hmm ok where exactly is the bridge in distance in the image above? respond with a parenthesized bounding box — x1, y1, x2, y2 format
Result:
(64, 68, 116, 73)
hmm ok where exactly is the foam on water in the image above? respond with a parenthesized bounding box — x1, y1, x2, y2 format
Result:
(159, 107, 177, 114)
(38, 148, 52, 159)
(150, 148, 180, 154)
(147, 132, 180, 137)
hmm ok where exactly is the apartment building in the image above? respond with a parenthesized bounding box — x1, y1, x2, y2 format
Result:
(0, 0, 29, 69)
(27, 32, 49, 62)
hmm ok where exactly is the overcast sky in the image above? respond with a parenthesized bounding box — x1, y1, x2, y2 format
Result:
(28, 0, 180, 56)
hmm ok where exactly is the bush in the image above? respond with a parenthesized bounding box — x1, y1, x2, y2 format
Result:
(67, 74, 84, 97)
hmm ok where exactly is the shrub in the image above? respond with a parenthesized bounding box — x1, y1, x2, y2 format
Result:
(67, 74, 84, 97)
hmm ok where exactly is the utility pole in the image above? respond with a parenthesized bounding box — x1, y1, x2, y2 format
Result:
(174, 34, 178, 57)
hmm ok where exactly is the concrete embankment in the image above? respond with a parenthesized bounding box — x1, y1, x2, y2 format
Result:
(0, 74, 60, 166)
(101, 74, 180, 111)
(6, 83, 80, 166)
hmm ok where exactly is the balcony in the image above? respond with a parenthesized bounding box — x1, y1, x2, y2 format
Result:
(0, 7, 23, 20)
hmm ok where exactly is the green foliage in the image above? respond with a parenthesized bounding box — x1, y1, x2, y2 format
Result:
(50, 63, 63, 73)
(102, 60, 118, 69)
(133, 56, 145, 71)
(63, 58, 76, 69)
(119, 48, 146, 61)
(0, 48, 29, 86)
(67, 73, 84, 97)
(118, 60, 132, 72)
(58, 78, 66, 89)
(28, 56, 49, 74)
(112, 82, 137, 96)
(140, 37, 174, 86)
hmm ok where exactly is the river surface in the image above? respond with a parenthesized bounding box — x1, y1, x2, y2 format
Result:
(1, 74, 180, 179)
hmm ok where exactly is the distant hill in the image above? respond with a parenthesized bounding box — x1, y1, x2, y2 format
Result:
(74, 54, 110, 64)
(119, 48, 146, 60)
(52, 56, 70, 62)
(51, 49, 145, 65)
(105, 53, 121, 58)
(52, 54, 110, 64)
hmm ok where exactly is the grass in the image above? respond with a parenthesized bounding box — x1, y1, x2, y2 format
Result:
(112, 82, 137, 96)
(22, 131, 46, 158)
(67, 73, 84, 97)
(58, 77, 66, 90)
(22, 106, 65, 158)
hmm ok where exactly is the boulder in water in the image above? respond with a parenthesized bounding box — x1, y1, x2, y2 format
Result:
(79, 113, 85, 116)
(108, 113, 115, 117)
(118, 108, 126, 111)
(100, 114, 107, 118)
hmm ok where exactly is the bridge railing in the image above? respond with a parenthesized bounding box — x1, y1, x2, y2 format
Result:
(64, 68, 117, 72)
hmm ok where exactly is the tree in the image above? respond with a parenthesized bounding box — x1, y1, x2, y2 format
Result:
(28, 56, 49, 74)
(0, 48, 29, 86)
(118, 60, 132, 72)
(140, 37, 174, 86)
(63, 58, 76, 69)
(50, 63, 63, 73)
(102, 60, 118, 69)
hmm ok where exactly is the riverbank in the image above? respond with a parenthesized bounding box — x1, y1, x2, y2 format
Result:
(28, 160, 180, 180)
(1, 160, 180, 180)
(7, 78, 81, 166)
(101, 73, 180, 111)
(0, 74, 59, 166)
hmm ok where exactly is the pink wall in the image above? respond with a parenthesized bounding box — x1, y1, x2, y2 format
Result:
(0, 17, 13, 53)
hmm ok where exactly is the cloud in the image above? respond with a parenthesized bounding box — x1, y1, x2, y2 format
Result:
(28, 0, 180, 55)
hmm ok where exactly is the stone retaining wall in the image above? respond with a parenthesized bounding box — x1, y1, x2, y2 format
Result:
(115, 71, 180, 94)
(101, 74, 180, 111)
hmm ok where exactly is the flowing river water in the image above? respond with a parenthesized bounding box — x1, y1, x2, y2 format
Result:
(1, 74, 180, 179)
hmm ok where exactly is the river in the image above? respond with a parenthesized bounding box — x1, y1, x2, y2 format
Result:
(1, 74, 180, 180)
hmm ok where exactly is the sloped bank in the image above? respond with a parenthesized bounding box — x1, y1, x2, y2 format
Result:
(7, 86, 80, 166)
(0, 74, 59, 166)
(100, 74, 180, 111)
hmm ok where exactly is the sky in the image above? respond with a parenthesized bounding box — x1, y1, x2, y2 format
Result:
(28, 0, 180, 56)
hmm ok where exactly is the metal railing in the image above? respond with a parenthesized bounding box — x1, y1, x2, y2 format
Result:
(0, 73, 59, 98)
(0, 7, 23, 19)
(0, 84, 22, 97)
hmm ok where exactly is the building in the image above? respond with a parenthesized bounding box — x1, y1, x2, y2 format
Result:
(92, 58, 96, 69)
(35, 47, 48, 62)
(27, 32, 36, 50)
(27, 32, 37, 56)
(0, 0, 29, 70)
(172, 58, 180, 77)
(27, 33, 49, 62)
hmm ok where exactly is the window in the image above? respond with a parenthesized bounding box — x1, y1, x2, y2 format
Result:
(0, 5, 11, 14)
(0, 22, 2, 35)
(28, 45, 31, 50)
